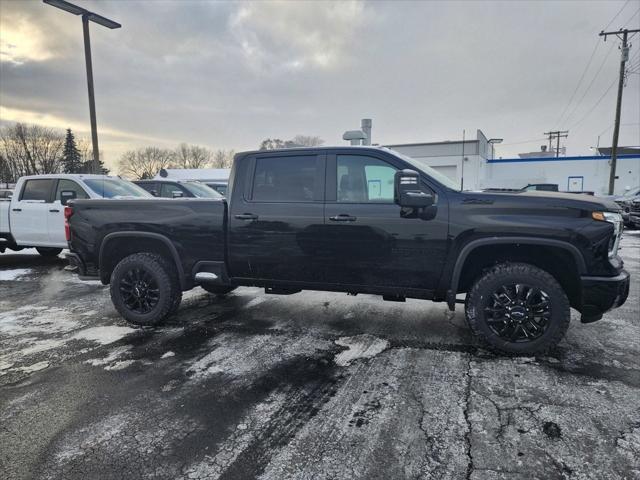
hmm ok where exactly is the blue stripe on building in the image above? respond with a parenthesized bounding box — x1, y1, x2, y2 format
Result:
(487, 154, 640, 164)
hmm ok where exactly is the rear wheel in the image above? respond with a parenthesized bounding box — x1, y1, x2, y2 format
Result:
(465, 263, 570, 355)
(110, 253, 180, 326)
(200, 284, 236, 296)
(36, 247, 62, 257)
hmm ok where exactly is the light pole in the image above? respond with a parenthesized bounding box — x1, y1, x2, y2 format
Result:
(488, 138, 503, 160)
(43, 0, 121, 173)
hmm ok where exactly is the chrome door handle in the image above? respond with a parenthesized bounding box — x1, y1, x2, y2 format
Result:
(329, 214, 357, 222)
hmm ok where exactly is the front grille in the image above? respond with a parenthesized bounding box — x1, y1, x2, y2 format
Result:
(630, 202, 640, 214)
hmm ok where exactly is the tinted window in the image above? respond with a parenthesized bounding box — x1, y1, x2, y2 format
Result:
(21, 179, 54, 202)
(183, 182, 222, 198)
(160, 183, 186, 198)
(207, 184, 227, 196)
(55, 179, 88, 201)
(252, 156, 317, 202)
(136, 182, 158, 195)
(84, 179, 150, 198)
(337, 155, 396, 203)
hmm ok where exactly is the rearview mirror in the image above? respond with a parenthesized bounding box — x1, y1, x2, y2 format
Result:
(172, 190, 184, 198)
(60, 190, 77, 206)
(394, 169, 434, 208)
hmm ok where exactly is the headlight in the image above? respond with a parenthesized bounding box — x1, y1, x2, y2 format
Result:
(592, 211, 622, 258)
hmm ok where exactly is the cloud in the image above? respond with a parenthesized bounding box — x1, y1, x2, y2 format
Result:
(229, 0, 367, 73)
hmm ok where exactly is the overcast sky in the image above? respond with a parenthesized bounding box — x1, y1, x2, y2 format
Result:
(1, 0, 639, 171)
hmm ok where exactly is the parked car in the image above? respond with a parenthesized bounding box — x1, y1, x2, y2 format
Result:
(203, 182, 228, 197)
(134, 179, 222, 199)
(607, 186, 640, 227)
(66, 146, 629, 355)
(155, 168, 230, 197)
(628, 196, 640, 229)
(0, 189, 13, 200)
(0, 174, 151, 256)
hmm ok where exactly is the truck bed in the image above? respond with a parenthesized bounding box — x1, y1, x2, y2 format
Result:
(68, 198, 227, 282)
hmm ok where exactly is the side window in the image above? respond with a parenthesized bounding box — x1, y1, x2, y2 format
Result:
(252, 155, 318, 202)
(337, 155, 396, 203)
(55, 179, 88, 202)
(137, 182, 158, 195)
(20, 179, 54, 202)
(160, 183, 184, 198)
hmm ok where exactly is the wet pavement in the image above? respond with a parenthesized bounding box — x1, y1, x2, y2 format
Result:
(1, 233, 639, 480)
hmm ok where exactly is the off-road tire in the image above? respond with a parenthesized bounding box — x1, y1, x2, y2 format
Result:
(110, 253, 180, 326)
(36, 247, 62, 257)
(200, 284, 236, 296)
(465, 262, 570, 355)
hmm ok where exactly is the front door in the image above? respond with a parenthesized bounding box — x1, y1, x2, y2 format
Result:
(321, 152, 449, 292)
(11, 178, 55, 246)
(227, 152, 325, 283)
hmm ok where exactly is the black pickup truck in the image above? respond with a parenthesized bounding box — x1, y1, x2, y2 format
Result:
(66, 146, 629, 354)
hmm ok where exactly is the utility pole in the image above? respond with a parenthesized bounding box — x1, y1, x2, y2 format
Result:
(599, 28, 639, 195)
(543, 130, 569, 157)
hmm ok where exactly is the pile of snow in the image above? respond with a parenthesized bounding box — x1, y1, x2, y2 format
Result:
(0, 268, 31, 281)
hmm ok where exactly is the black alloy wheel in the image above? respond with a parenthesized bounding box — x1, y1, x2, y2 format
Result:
(484, 283, 551, 343)
(119, 267, 160, 314)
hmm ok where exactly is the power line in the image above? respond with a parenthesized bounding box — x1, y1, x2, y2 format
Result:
(562, 42, 617, 127)
(604, 0, 631, 31)
(568, 78, 617, 130)
(555, 40, 600, 127)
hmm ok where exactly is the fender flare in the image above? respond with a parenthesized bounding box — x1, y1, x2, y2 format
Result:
(99, 232, 187, 289)
(447, 236, 587, 310)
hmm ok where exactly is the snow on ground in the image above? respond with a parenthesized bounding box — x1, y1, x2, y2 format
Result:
(0, 268, 32, 281)
(334, 334, 390, 367)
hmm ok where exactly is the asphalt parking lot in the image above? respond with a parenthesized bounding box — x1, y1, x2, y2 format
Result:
(1, 233, 639, 480)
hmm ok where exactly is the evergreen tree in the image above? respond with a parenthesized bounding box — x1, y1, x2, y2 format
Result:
(62, 129, 82, 173)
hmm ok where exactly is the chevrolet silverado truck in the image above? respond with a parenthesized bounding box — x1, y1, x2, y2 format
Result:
(1, 174, 150, 256)
(66, 147, 630, 354)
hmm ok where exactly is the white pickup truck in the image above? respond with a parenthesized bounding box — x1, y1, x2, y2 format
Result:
(0, 174, 151, 256)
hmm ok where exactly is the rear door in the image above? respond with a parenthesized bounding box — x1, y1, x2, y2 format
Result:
(227, 152, 325, 283)
(48, 179, 89, 245)
(11, 179, 55, 246)
(321, 151, 449, 291)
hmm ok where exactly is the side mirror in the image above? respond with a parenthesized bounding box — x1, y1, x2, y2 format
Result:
(172, 190, 184, 198)
(60, 190, 77, 206)
(150, 190, 159, 197)
(394, 169, 434, 208)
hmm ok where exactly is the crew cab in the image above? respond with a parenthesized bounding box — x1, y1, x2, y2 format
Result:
(134, 179, 223, 199)
(66, 147, 630, 354)
(1, 174, 150, 256)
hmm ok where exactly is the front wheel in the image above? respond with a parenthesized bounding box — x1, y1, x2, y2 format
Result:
(36, 247, 62, 257)
(110, 253, 180, 326)
(465, 263, 570, 355)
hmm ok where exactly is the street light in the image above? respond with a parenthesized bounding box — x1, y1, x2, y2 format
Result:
(43, 0, 121, 173)
(487, 138, 503, 160)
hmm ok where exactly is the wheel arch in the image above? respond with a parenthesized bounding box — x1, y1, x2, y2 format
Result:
(99, 232, 187, 289)
(447, 237, 586, 310)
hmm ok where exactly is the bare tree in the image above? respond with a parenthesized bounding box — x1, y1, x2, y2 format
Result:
(292, 135, 324, 147)
(118, 147, 175, 180)
(259, 135, 324, 150)
(173, 143, 212, 169)
(0, 123, 65, 182)
(212, 149, 235, 168)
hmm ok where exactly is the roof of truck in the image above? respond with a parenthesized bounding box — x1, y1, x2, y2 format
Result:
(237, 145, 390, 156)
(17, 174, 118, 181)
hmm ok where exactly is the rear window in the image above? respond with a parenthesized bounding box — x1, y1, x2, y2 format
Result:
(251, 155, 318, 202)
(20, 179, 54, 201)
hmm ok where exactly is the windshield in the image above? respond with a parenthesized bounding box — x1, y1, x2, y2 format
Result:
(84, 178, 151, 199)
(387, 148, 461, 190)
(623, 187, 640, 197)
(184, 182, 223, 198)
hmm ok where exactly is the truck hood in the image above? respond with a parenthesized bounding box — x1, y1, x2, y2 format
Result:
(462, 190, 621, 212)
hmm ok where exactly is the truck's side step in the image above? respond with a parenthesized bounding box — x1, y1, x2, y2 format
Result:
(265, 287, 301, 295)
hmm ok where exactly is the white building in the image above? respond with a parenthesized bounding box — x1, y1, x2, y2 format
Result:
(386, 130, 496, 191)
(386, 131, 640, 195)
